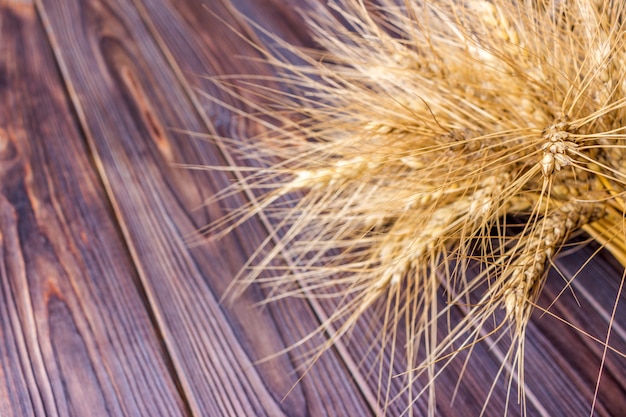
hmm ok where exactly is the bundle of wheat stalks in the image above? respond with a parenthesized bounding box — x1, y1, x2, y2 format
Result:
(206, 0, 626, 415)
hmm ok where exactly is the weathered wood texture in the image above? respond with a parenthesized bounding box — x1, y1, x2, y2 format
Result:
(0, 0, 624, 416)
(0, 2, 188, 416)
(33, 0, 371, 415)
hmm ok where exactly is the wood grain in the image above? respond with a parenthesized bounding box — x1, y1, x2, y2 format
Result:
(0, 3, 188, 416)
(33, 0, 373, 415)
(546, 247, 626, 416)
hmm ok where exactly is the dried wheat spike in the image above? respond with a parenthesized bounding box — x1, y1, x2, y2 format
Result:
(502, 197, 605, 328)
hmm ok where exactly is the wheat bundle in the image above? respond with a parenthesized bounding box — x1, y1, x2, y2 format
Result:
(204, 0, 626, 415)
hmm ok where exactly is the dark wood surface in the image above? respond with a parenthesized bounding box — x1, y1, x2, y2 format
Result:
(1, 0, 625, 415)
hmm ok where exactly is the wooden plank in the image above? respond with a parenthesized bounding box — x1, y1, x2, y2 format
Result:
(0, 3, 189, 417)
(33, 0, 374, 415)
(546, 247, 626, 416)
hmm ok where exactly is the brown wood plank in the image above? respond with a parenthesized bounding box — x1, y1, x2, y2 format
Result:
(33, 0, 374, 415)
(127, 1, 626, 416)
(546, 247, 626, 416)
(0, 2, 189, 416)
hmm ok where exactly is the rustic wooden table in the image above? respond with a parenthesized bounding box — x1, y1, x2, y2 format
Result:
(1, 0, 625, 415)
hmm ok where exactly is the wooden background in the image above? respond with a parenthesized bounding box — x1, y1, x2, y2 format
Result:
(1, 0, 625, 415)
